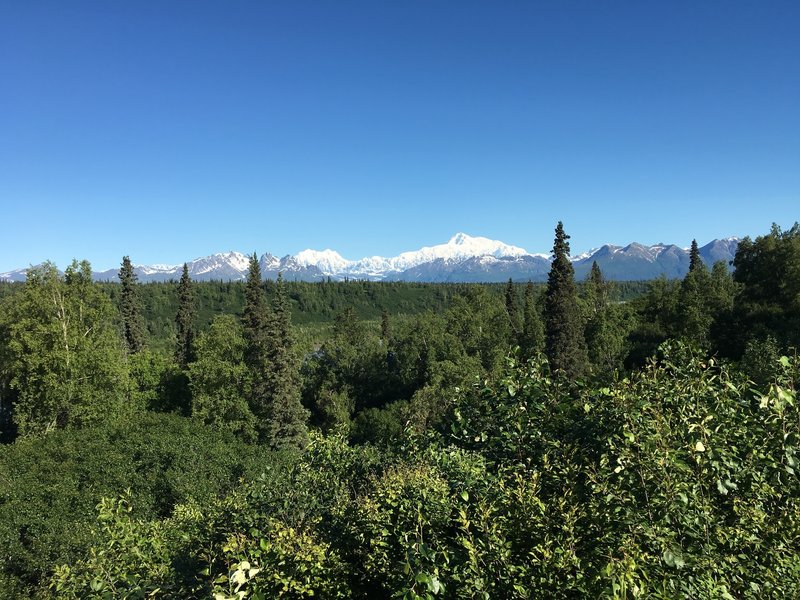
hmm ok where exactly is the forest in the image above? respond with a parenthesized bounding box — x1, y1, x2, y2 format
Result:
(0, 222, 799, 598)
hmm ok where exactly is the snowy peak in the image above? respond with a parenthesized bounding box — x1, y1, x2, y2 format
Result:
(0, 267, 30, 282)
(386, 233, 528, 272)
(442, 232, 528, 259)
(294, 233, 530, 277)
(294, 249, 352, 273)
(187, 251, 250, 277)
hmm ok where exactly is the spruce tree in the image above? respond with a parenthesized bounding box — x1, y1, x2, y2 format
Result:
(505, 278, 521, 340)
(688, 239, 701, 273)
(380, 309, 391, 344)
(679, 242, 712, 346)
(520, 281, 544, 358)
(583, 262, 628, 374)
(242, 253, 271, 428)
(263, 273, 308, 450)
(175, 263, 196, 368)
(544, 222, 588, 378)
(118, 256, 145, 354)
(585, 261, 609, 316)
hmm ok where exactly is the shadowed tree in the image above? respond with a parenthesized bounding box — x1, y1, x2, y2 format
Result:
(381, 309, 391, 344)
(520, 281, 544, 358)
(505, 278, 521, 341)
(679, 241, 712, 346)
(584, 261, 610, 318)
(242, 253, 271, 434)
(688, 239, 701, 273)
(175, 263, 196, 369)
(729, 222, 800, 354)
(262, 273, 308, 450)
(118, 256, 145, 354)
(544, 222, 588, 378)
(583, 263, 632, 375)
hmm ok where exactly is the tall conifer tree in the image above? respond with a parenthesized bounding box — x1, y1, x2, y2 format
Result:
(505, 278, 521, 339)
(680, 240, 712, 346)
(243, 253, 269, 364)
(585, 261, 609, 317)
(242, 253, 271, 428)
(544, 222, 588, 378)
(118, 256, 145, 354)
(688, 239, 701, 273)
(263, 273, 308, 450)
(520, 281, 544, 358)
(380, 309, 391, 344)
(175, 263, 196, 368)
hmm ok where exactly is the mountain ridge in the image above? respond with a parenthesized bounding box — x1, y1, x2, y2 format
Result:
(0, 233, 740, 283)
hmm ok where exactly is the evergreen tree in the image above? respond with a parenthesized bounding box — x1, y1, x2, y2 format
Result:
(263, 273, 308, 450)
(679, 243, 712, 346)
(242, 253, 271, 429)
(175, 263, 196, 369)
(520, 281, 544, 358)
(505, 278, 521, 340)
(380, 309, 391, 344)
(688, 239, 701, 273)
(118, 256, 145, 354)
(584, 261, 628, 374)
(584, 261, 609, 317)
(544, 222, 588, 378)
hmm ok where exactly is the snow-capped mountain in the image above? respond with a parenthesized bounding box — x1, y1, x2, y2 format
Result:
(294, 249, 351, 275)
(0, 268, 29, 282)
(0, 234, 740, 284)
(92, 251, 254, 282)
(293, 233, 533, 279)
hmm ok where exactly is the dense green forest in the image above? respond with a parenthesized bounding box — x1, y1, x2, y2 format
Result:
(0, 223, 798, 598)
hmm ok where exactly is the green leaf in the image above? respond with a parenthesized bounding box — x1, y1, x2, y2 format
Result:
(430, 575, 441, 594)
(716, 479, 729, 495)
(662, 548, 686, 569)
(460, 490, 469, 501)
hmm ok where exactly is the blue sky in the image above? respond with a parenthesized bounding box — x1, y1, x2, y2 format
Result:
(1, 1, 798, 272)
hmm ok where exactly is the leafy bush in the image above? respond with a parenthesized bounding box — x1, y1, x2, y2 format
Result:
(0, 412, 270, 595)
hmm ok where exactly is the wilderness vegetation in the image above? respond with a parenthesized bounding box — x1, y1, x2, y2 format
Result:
(0, 222, 798, 598)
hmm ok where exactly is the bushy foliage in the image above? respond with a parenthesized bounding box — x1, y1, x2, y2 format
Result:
(0, 412, 270, 596)
(189, 314, 256, 441)
(0, 261, 129, 436)
(584, 344, 800, 597)
(39, 351, 800, 598)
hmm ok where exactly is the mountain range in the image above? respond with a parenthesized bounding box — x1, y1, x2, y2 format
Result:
(0, 233, 740, 283)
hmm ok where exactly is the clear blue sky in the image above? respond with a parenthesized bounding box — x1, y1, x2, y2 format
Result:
(1, 1, 798, 271)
